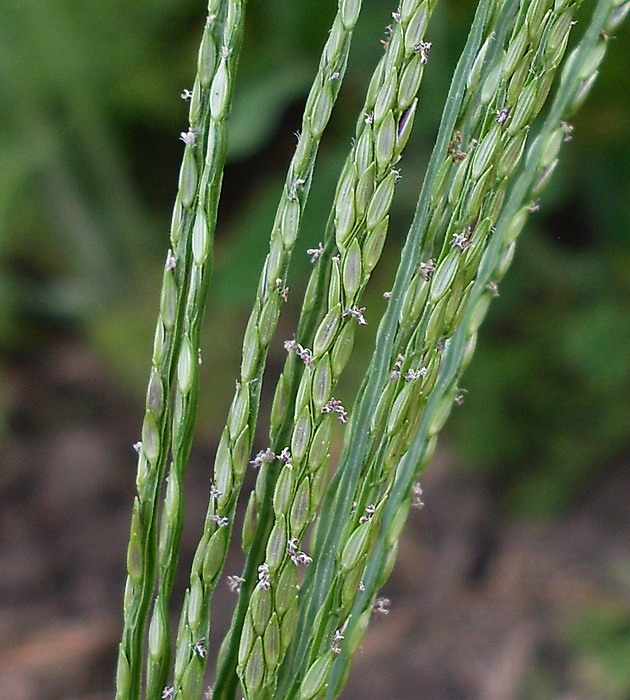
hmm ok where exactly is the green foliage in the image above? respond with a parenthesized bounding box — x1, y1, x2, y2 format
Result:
(450, 227, 630, 514)
(566, 603, 630, 700)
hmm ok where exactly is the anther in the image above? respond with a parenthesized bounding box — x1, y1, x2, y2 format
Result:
(359, 504, 376, 524)
(561, 120, 574, 143)
(284, 339, 313, 366)
(390, 354, 405, 381)
(322, 397, 348, 424)
(278, 447, 293, 469)
(307, 242, 324, 263)
(258, 563, 271, 590)
(420, 259, 435, 281)
(450, 230, 473, 250)
(495, 108, 510, 125)
(342, 306, 368, 325)
(193, 638, 208, 659)
(209, 514, 229, 527)
(411, 482, 425, 509)
(288, 538, 313, 566)
(486, 281, 499, 297)
(404, 367, 428, 381)
(250, 448, 275, 469)
(227, 575, 245, 592)
(414, 41, 432, 64)
(373, 597, 391, 615)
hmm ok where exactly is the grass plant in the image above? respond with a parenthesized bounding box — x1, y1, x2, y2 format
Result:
(116, 0, 629, 698)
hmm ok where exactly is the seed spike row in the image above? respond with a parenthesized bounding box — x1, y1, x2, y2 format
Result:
(116, 4, 247, 699)
(227, 3, 441, 698)
(138, 3, 251, 698)
(170, 1, 368, 696)
(291, 3, 623, 699)
(348, 5, 611, 679)
(282, 0, 523, 688)
(328, 0, 564, 644)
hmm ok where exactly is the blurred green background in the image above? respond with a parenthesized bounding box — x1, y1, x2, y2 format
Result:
(1, 1, 629, 698)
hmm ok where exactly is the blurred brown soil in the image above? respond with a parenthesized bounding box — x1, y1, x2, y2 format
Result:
(1, 337, 629, 699)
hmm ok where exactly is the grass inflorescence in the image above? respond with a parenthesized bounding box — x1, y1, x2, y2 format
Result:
(117, 0, 629, 698)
